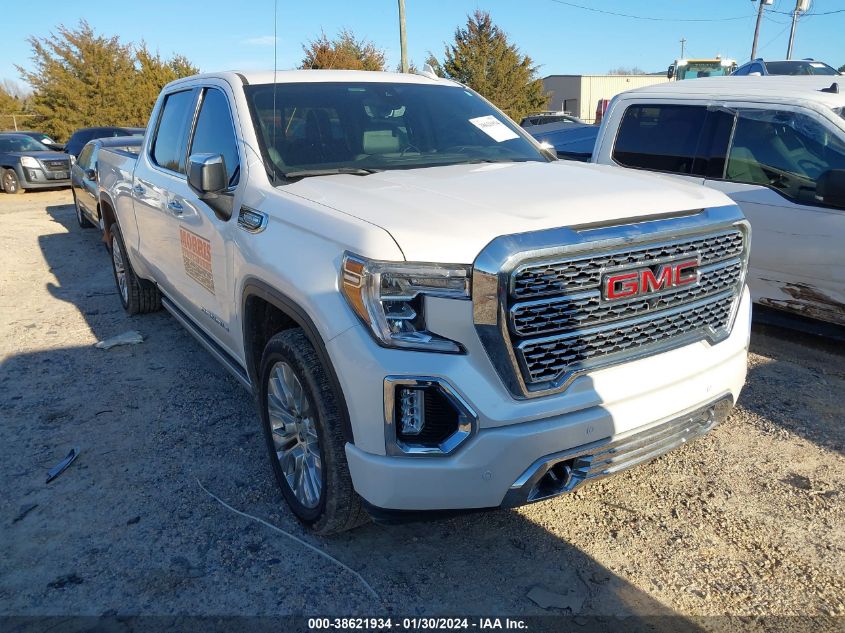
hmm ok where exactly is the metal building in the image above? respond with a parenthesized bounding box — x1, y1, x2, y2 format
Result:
(542, 74, 672, 122)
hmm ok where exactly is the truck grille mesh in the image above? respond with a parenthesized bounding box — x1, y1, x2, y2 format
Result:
(506, 229, 746, 390)
(511, 230, 744, 299)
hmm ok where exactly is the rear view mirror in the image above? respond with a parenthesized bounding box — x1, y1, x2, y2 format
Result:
(816, 169, 845, 208)
(187, 153, 233, 220)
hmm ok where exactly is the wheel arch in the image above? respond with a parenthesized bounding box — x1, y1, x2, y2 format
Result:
(241, 278, 355, 444)
(98, 191, 118, 246)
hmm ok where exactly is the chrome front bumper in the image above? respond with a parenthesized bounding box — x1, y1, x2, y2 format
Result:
(501, 395, 733, 507)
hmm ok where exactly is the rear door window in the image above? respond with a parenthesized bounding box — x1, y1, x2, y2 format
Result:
(613, 104, 708, 174)
(725, 108, 845, 205)
(151, 90, 196, 174)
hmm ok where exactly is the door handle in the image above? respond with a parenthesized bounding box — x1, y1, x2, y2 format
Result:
(132, 184, 145, 195)
(167, 200, 184, 215)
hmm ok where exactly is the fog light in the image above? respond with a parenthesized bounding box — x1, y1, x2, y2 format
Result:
(398, 387, 424, 436)
(386, 377, 477, 456)
(28, 169, 40, 180)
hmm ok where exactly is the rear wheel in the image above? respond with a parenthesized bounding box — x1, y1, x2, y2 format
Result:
(72, 191, 94, 228)
(258, 329, 368, 534)
(2, 169, 23, 194)
(109, 224, 161, 314)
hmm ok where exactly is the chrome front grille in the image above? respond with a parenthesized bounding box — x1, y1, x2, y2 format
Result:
(511, 230, 744, 299)
(517, 291, 735, 383)
(43, 159, 70, 172)
(511, 260, 742, 337)
(471, 208, 750, 399)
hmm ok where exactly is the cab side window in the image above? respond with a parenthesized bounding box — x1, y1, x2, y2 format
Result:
(189, 88, 240, 186)
(725, 109, 845, 206)
(77, 145, 94, 170)
(613, 104, 708, 174)
(151, 90, 195, 174)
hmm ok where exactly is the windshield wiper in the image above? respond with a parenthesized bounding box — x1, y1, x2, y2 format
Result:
(283, 167, 382, 179)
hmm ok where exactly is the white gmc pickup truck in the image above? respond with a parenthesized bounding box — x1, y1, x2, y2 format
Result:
(98, 70, 751, 533)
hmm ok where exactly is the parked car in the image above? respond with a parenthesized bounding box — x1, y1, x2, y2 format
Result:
(529, 124, 599, 162)
(70, 136, 142, 230)
(732, 58, 841, 77)
(0, 133, 71, 194)
(97, 70, 750, 533)
(591, 76, 845, 326)
(64, 126, 144, 159)
(520, 111, 583, 127)
(0, 130, 63, 151)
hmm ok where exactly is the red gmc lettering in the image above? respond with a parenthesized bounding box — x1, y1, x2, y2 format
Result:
(604, 259, 698, 300)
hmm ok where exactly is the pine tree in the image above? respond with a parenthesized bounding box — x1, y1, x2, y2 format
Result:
(300, 30, 386, 71)
(17, 21, 197, 141)
(430, 11, 548, 121)
(0, 87, 23, 122)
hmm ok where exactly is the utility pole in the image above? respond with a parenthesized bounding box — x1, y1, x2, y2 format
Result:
(679, 38, 686, 58)
(750, 0, 766, 60)
(398, 0, 409, 73)
(787, 0, 811, 59)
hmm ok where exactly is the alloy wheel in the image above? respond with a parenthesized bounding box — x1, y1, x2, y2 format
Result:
(111, 234, 128, 304)
(266, 361, 323, 508)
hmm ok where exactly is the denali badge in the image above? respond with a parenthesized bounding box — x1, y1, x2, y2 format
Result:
(603, 258, 699, 301)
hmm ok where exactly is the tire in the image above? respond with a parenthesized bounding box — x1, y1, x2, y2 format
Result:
(258, 329, 368, 534)
(72, 191, 94, 228)
(109, 224, 161, 314)
(2, 169, 24, 194)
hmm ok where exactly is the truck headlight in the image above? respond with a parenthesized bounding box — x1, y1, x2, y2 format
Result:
(20, 156, 40, 168)
(341, 253, 470, 353)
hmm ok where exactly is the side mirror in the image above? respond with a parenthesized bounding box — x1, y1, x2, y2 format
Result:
(187, 153, 233, 220)
(816, 169, 845, 208)
(85, 168, 96, 180)
(188, 153, 227, 196)
(667, 65, 674, 80)
(538, 141, 557, 161)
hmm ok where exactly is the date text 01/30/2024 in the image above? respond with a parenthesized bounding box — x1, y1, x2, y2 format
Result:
(307, 618, 529, 630)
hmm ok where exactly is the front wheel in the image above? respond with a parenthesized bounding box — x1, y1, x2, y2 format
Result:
(2, 169, 23, 194)
(258, 329, 368, 534)
(109, 224, 161, 314)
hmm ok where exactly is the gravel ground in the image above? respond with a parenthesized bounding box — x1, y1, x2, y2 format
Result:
(1, 191, 843, 630)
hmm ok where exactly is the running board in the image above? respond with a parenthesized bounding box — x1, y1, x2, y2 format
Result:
(161, 295, 252, 391)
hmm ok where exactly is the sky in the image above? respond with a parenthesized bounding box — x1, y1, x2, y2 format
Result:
(2, 0, 844, 91)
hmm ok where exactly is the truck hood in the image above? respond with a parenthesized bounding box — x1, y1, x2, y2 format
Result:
(285, 161, 733, 262)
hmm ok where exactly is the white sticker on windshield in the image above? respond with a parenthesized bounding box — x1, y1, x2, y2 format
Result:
(469, 115, 519, 142)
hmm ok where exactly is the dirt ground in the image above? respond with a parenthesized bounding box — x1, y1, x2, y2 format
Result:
(1, 190, 843, 630)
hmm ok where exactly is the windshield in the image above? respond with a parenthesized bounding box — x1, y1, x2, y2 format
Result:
(678, 62, 734, 80)
(244, 81, 546, 180)
(765, 61, 839, 76)
(0, 136, 48, 152)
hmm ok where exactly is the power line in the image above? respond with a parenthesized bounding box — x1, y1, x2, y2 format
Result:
(546, 0, 755, 22)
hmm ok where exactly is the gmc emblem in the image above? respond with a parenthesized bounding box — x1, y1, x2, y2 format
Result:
(603, 258, 699, 301)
